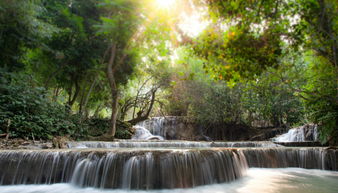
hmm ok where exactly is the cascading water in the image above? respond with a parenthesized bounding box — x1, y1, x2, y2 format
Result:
(136, 117, 170, 138)
(0, 149, 248, 189)
(131, 125, 164, 140)
(135, 116, 202, 140)
(0, 123, 337, 192)
(272, 124, 319, 142)
(1, 168, 338, 193)
(66, 141, 281, 149)
(243, 147, 337, 170)
(0, 145, 337, 192)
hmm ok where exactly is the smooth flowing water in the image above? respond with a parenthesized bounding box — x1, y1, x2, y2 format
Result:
(131, 126, 164, 140)
(136, 117, 175, 139)
(66, 140, 281, 148)
(134, 116, 206, 140)
(0, 148, 248, 189)
(273, 124, 318, 142)
(1, 136, 337, 192)
(0, 147, 337, 189)
(0, 168, 337, 193)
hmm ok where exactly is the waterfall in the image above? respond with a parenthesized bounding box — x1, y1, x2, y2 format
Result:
(66, 141, 281, 149)
(0, 147, 337, 189)
(131, 125, 164, 140)
(136, 116, 198, 140)
(243, 147, 337, 170)
(135, 116, 212, 140)
(0, 149, 247, 189)
(136, 117, 169, 138)
(272, 124, 319, 142)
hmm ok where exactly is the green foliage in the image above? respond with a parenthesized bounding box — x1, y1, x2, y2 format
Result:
(0, 69, 134, 140)
(165, 47, 243, 124)
(201, 0, 337, 81)
(0, 0, 336, 143)
(242, 69, 304, 127)
(301, 54, 338, 144)
(115, 128, 133, 139)
(85, 118, 132, 139)
(188, 82, 244, 125)
(195, 26, 283, 81)
(0, 70, 88, 139)
(295, 0, 338, 67)
(194, 0, 338, 142)
(0, 0, 57, 71)
(96, 0, 142, 86)
(27, 0, 107, 97)
(166, 46, 306, 130)
(198, 0, 294, 81)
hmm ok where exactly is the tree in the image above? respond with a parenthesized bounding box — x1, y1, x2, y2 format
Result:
(26, 0, 107, 111)
(200, 0, 338, 142)
(0, 0, 57, 71)
(96, 0, 141, 136)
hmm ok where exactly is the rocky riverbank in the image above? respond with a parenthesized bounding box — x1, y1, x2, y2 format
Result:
(0, 138, 53, 150)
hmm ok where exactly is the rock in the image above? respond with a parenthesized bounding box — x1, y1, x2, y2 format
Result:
(52, 136, 70, 149)
(0, 138, 55, 150)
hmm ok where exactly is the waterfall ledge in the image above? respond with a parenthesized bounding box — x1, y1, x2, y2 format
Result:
(0, 147, 337, 189)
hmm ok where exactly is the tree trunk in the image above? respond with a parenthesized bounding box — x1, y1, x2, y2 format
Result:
(68, 80, 80, 108)
(78, 88, 86, 115)
(80, 77, 97, 117)
(105, 42, 128, 136)
(108, 89, 119, 136)
(106, 43, 118, 136)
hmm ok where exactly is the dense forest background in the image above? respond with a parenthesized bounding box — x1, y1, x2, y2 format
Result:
(0, 0, 337, 144)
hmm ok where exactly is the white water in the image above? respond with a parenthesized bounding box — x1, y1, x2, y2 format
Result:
(136, 117, 169, 138)
(134, 116, 211, 140)
(135, 116, 193, 140)
(66, 141, 281, 148)
(0, 168, 337, 193)
(0, 149, 248, 189)
(131, 125, 164, 140)
(273, 125, 319, 142)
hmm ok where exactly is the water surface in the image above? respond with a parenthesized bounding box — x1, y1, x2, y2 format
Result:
(0, 168, 337, 193)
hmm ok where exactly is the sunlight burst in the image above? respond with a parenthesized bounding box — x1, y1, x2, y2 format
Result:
(155, 0, 176, 9)
(178, 13, 209, 37)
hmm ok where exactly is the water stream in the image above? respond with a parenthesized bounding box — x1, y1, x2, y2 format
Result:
(131, 126, 164, 140)
(0, 168, 337, 193)
(66, 141, 281, 148)
(136, 117, 176, 139)
(0, 146, 337, 190)
(273, 124, 319, 142)
(0, 121, 336, 192)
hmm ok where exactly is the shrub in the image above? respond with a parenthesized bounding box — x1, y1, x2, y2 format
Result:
(0, 70, 87, 139)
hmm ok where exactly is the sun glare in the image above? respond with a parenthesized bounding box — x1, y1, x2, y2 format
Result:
(151, 0, 208, 38)
(178, 13, 209, 37)
(155, 0, 176, 9)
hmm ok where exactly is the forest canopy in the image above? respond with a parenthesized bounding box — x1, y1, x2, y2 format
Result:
(0, 0, 337, 144)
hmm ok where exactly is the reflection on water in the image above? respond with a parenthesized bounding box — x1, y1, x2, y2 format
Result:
(0, 168, 337, 193)
(236, 168, 338, 193)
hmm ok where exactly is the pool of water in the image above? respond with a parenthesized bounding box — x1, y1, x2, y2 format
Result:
(0, 168, 337, 193)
